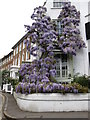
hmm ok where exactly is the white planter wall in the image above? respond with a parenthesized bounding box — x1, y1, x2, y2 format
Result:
(14, 92, 89, 112)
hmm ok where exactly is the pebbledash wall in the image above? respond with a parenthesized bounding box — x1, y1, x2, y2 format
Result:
(45, 0, 90, 76)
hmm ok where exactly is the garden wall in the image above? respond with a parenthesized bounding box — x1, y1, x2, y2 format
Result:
(14, 92, 89, 112)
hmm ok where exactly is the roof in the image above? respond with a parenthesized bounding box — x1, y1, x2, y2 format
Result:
(12, 32, 30, 49)
(0, 51, 13, 61)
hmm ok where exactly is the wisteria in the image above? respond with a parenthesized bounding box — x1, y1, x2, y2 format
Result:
(18, 6, 58, 89)
(16, 3, 87, 94)
(16, 82, 88, 94)
(57, 2, 86, 55)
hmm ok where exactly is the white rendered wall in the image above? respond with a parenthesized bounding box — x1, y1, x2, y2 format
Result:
(73, 2, 88, 76)
(14, 93, 88, 112)
(45, 0, 89, 75)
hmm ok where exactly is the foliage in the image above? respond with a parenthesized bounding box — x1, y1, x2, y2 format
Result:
(8, 77, 19, 91)
(20, 6, 57, 84)
(73, 75, 90, 89)
(57, 2, 86, 55)
(2, 70, 10, 84)
(16, 82, 88, 94)
(16, 3, 86, 94)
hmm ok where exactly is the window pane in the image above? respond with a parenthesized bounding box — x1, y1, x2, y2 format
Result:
(53, 1, 63, 8)
(56, 21, 62, 34)
(62, 70, 65, 77)
(56, 71, 60, 77)
(55, 53, 68, 78)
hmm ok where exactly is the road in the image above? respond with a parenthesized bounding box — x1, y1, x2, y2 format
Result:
(0, 93, 4, 120)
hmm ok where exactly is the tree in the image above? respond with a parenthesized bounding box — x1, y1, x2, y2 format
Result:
(56, 2, 86, 55)
(2, 70, 10, 84)
(19, 6, 57, 84)
(16, 3, 87, 94)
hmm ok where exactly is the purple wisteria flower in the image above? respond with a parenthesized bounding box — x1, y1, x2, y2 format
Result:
(41, 76, 50, 83)
(57, 2, 86, 55)
(15, 4, 87, 95)
(73, 89, 78, 93)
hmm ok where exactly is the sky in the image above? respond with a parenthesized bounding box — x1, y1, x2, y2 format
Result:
(0, 0, 89, 59)
(0, 0, 45, 58)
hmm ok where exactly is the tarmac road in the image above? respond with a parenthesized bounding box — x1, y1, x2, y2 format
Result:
(0, 93, 3, 120)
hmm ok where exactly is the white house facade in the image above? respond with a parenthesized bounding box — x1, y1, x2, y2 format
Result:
(44, 0, 90, 82)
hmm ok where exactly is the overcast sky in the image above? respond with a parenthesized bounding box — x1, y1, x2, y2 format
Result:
(0, 0, 45, 58)
(0, 0, 89, 59)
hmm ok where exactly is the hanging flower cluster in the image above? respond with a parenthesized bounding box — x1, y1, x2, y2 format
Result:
(16, 3, 87, 94)
(57, 2, 86, 55)
(19, 6, 58, 86)
(16, 82, 88, 94)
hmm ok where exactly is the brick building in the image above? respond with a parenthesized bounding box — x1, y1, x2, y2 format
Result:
(0, 51, 13, 71)
(0, 32, 31, 79)
(10, 32, 31, 79)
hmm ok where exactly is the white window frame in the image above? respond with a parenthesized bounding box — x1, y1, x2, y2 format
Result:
(15, 58, 17, 65)
(55, 53, 69, 79)
(16, 46, 18, 54)
(53, 0, 64, 8)
(23, 41, 25, 49)
(14, 50, 15, 56)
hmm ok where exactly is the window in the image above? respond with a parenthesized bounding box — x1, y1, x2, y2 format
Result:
(55, 54, 68, 78)
(14, 50, 15, 56)
(89, 52, 90, 67)
(22, 52, 24, 61)
(26, 51, 30, 60)
(56, 20, 62, 34)
(53, 20, 62, 34)
(16, 46, 18, 54)
(85, 22, 90, 40)
(15, 58, 17, 65)
(11, 54, 13, 60)
(23, 41, 25, 49)
(15, 72, 18, 79)
(18, 54, 20, 66)
(19, 44, 21, 51)
(9, 56, 10, 61)
(53, 0, 64, 8)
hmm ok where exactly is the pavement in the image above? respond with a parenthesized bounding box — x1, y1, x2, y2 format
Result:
(1, 92, 90, 120)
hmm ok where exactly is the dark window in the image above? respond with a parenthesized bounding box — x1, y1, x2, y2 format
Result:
(89, 52, 90, 66)
(85, 22, 90, 40)
(8, 85, 11, 91)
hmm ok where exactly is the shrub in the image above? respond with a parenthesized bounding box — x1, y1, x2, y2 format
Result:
(73, 75, 90, 88)
(8, 77, 19, 91)
(16, 82, 88, 95)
